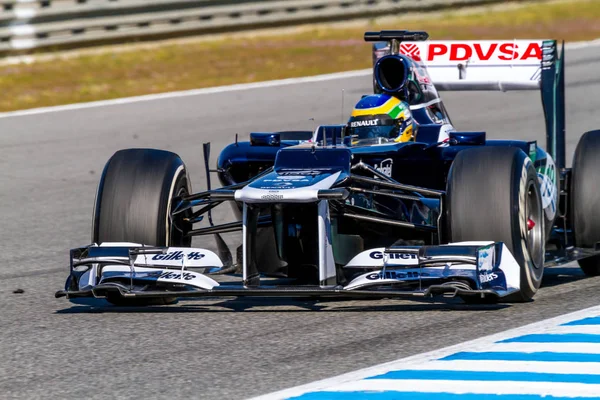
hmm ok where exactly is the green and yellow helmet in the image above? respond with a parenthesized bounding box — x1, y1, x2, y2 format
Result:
(347, 94, 415, 143)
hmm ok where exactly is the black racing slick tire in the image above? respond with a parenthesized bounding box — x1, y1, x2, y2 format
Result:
(93, 148, 192, 247)
(92, 148, 192, 305)
(571, 130, 600, 276)
(447, 147, 545, 303)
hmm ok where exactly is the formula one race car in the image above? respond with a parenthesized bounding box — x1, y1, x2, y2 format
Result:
(57, 30, 600, 306)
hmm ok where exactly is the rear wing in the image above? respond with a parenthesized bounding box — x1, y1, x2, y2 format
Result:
(370, 32, 566, 168)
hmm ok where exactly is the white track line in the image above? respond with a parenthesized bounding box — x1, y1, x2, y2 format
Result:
(535, 324, 600, 334)
(0, 38, 598, 120)
(249, 304, 600, 400)
(566, 38, 600, 50)
(0, 69, 371, 119)
(464, 342, 600, 354)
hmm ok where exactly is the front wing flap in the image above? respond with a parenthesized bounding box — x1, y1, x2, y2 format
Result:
(62, 243, 224, 294)
(343, 241, 520, 298)
(56, 241, 520, 302)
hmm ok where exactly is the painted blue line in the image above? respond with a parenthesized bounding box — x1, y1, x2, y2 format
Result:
(365, 369, 600, 384)
(441, 351, 600, 362)
(498, 333, 600, 343)
(563, 316, 600, 326)
(287, 392, 600, 400)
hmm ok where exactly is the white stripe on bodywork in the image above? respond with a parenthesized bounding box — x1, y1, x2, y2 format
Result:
(409, 97, 442, 110)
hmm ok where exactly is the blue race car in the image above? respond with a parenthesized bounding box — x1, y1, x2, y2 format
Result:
(57, 31, 600, 306)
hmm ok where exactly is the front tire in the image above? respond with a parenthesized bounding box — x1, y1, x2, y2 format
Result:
(447, 147, 545, 302)
(571, 130, 600, 276)
(92, 148, 192, 305)
(93, 148, 192, 247)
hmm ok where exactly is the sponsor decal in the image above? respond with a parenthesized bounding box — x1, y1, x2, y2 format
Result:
(529, 142, 537, 162)
(256, 186, 295, 190)
(400, 43, 422, 61)
(369, 250, 417, 260)
(425, 42, 542, 62)
(413, 66, 431, 84)
(143, 270, 198, 280)
(264, 175, 310, 182)
(479, 272, 499, 284)
(261, 194, 283, 200)
(477, 244, 496, 273)
(537, 156, 557, 220)
(186, 252, 205, 260)
(374, 48, 388, 60)
(152, 251, 205, 261)
(261, 175, 311, 189)
(366, 270, 427, 280)
(159, 271, 196, 281)
(373, 158, 393, 177)
(345, 248, 420, 268)
(278, 170, 324, 176)
(397, 41, 542, 63)
(350, 119, 379, 128)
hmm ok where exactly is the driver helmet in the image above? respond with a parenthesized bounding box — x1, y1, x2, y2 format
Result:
(347, 94, 415, 143)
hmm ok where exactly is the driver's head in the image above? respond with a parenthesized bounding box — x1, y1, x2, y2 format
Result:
(347, 94, 415, 143)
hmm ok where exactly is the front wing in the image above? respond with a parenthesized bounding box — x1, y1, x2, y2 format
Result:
(55, 241, 521, 302)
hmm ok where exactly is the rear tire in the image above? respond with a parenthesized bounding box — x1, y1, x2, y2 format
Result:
(571, 130, 600, 276)
(447, 147, 545, 303)
(92, 148, 192, 305)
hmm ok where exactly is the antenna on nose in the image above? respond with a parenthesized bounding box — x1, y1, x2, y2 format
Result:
(341, 88, 345, 124)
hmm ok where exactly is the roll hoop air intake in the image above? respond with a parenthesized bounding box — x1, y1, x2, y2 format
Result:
(373, 55, 410, 96)
(365, 30, 429, 99)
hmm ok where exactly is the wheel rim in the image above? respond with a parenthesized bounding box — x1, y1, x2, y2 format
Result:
(525, 180, 544, 271)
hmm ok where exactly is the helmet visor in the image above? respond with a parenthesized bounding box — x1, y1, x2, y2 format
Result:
(348, 124, 399, 141)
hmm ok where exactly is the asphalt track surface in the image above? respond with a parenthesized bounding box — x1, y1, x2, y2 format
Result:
(1, 45, 600, 400)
